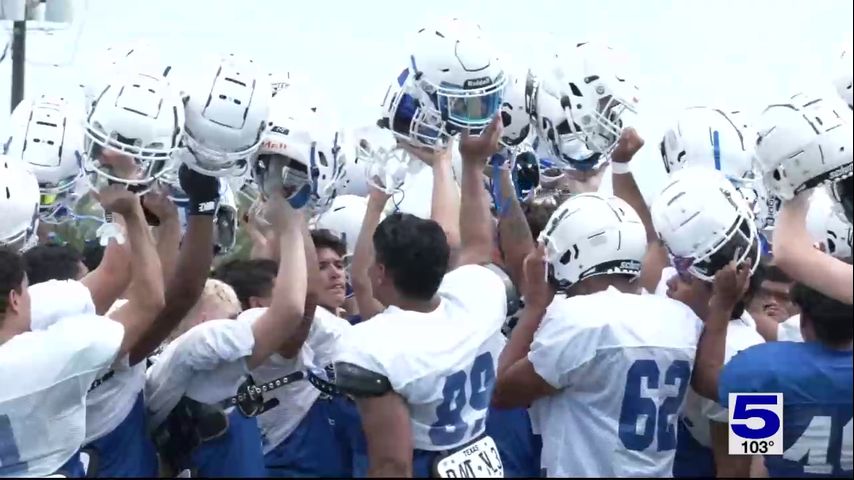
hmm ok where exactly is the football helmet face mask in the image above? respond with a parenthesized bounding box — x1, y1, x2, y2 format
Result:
(407, 18, 507, 132)
(539, 193, 646, 290)
(182, 54, 270, 178)
(652, 167, 760, 282)
(253, 89, 345, 213)
(807, 188, 853, 259)
(0, 158, 41, 252)
(355, 125, 422, 194)
(754, 92, 853, 201)
(379, 68, 451, 151)
(84, 71, 185, 195)
(5, 95, 86, 224)
(545, 42, 639, 155)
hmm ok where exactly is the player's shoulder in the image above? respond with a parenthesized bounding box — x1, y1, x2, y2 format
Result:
(440, 263, 506, 298)
(29, 279, 96, 330)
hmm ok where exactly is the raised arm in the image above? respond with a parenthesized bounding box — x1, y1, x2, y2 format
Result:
(142, 190, 182, 284)
(128, 166, 219, 365)
(247, 195, 308, 369)
(351, 187, 390, 321)
(773, 193, 853, 305)
(609, 128, 669, 293)
(457, 116, 503, 266)
(97, 186, 165, 359)
(495, 156, 535, 294)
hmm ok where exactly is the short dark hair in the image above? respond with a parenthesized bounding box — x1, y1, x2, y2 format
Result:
(792, 282, 854, 345)
(760, 263, 792, 284)
(23, 244, 83, 285)
(373, 213, 449, 301)
(82, 240, 105, 272)
(311, 229, 347, 257)
(521, 190, 569, 240)
(212, 259, 278, 310)
(0, 247, 26, 319)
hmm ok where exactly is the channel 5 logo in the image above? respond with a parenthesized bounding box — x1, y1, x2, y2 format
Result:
(728, 393, 784, 455)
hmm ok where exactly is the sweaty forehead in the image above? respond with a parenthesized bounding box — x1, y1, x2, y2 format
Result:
(761, 280, 792, 295)
(316, 247, 343, 262)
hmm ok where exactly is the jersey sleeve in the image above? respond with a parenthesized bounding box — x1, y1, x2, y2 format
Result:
(777, 315, 804, 342)
(144, 319, 255, 428)
(528, 302, 600, 389)
(439, 264, 507, 330)
(29, 280, 97, 331)
(47, 314, 125, 383)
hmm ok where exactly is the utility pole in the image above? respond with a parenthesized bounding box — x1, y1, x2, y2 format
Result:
(11, 18, 26, 112)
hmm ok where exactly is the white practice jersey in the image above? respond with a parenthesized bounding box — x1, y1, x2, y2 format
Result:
(680, 314, 764, 447)
(778, 314, 804, 342)
(334, 264, 507, 451)
(528, 287, 702, 477)
(144, 319, 255, 429)
(0, 315, 123, 477)
(244, 306, 351, 453)
(84, 356, 146, 443)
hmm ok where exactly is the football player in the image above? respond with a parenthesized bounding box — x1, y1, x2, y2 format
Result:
(693, 273, 853, 477)
(753, 92, 853, 304)
(0, 183, 164, 477)
(144, 192, 310, 477)
(493, 191, 701, 477)
(648, 167, 765, 477)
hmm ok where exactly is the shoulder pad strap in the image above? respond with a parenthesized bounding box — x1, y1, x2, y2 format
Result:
(309, 362, 393, 398)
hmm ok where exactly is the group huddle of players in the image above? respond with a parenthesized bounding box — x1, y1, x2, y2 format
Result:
(0, 15, 853, 479)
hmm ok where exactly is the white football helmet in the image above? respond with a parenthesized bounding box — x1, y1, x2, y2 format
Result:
(652, 167, 760, 282)
(807, 188, 853, 259)
(499, 68, 535, 148)
(355, 124, 423, 194)
(539, 193, 646, 290)
(253, 88, 345, 213)
(660, 106, 755, 185)
(5, 95, 85, 224)
(0, 158, 41, 252)
(543, 42, 640, 154)
(832, 41, 852, 109)
(84, 71, 185, 195)
(311, 194, 372, 258)
(754, 92, 853, 200)
(80, 42, 180, 113)
(407, 18, 507, 133)
(182, 54, 270, 178)
(378, 68, 451, 151)
(740, 179, 782, 231)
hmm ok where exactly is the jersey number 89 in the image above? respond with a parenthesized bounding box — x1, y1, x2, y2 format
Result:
(618, 359, 691, 451)
(429, 352, 496, 447)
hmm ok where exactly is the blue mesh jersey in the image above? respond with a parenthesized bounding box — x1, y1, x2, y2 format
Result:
(719, 341, 853, 478)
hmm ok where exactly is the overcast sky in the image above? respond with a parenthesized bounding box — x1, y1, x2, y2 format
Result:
(2, 0, 851, 199)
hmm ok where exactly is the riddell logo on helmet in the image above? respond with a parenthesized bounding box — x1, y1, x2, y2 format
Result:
(464, 77, 492, 88)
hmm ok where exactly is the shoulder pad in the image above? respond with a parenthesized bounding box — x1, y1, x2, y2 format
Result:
(484, 263, 521, 317)
(310, 362, 392, 398)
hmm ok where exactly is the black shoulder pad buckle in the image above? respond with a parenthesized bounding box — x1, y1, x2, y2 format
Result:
(309, 362, 392, 398)
(484, 263, 522, 317)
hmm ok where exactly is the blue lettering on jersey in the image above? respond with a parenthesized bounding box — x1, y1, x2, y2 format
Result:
(618, 359, 691, 451)
(429, 352, 496, 447)
(0, 414, 27, 476)
(720, 341, 853, 478)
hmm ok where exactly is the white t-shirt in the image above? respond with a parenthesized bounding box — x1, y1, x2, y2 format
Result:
(334, 264, 508, 451)
(680, 314, 764, 447)
(244, 306, 351, 453)
(144, 319, 255, 430)
(0, 315, 124, 477)
(528, 287, 702, 477)
(777, 314, 804, 342)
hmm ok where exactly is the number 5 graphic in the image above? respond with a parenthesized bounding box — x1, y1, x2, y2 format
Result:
(731, 394, 781, 439)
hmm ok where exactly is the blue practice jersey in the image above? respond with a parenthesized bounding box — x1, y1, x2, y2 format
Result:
(720, 341, 853, 478)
